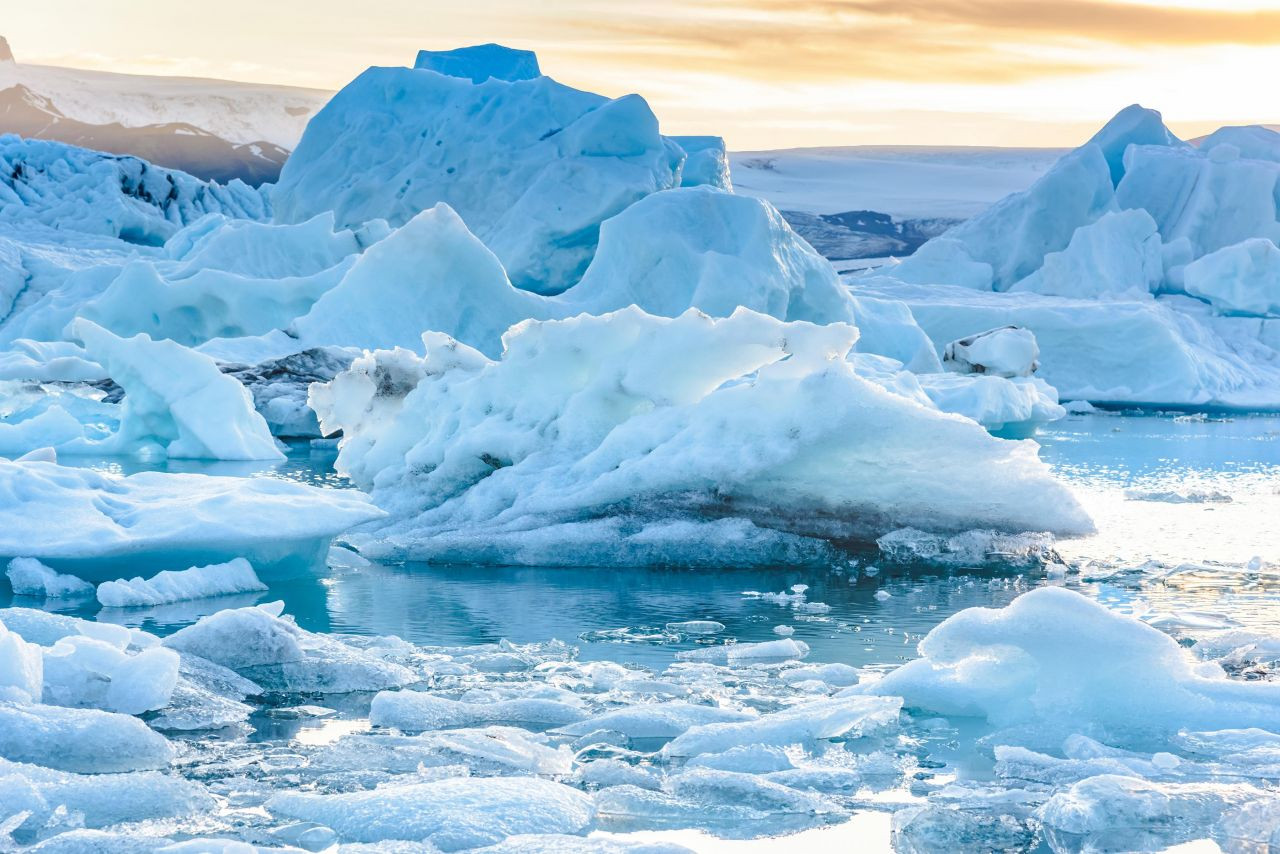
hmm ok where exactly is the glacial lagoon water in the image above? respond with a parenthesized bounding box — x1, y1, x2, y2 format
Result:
(4, 411, 1279, 851)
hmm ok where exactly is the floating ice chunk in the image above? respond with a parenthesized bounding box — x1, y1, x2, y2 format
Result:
(315, 727, 572, 776)
(1010, 208, 1163, 299)
(0, 702, 174, 772)
(671, 135, 732, 190)
(1084, 104, 1187, 186)
(858, 279, 1280, 407)
(915, 373, 1064, 437)
(0, 136, 266, 246)
(665, 621, 724, 635)
(315, 308, 1090, 567)
(873, 590, 892, 602)
(0, 607, 131, 648)
(291, 204, 549, 358)
(892, 145, 1115, 291)
(0, 758, 212, 842)
(267, 776, 596, 847)
(876, 527, 1058, 568)
(667, 768, 836, 815)
(676, 638, 810, 665)
(943, 326, 1039, 378)
(414, 43, 542, 83)
(1117, 144, 1280, 258)
(0, 339, 105, 382)
(862, 587, 1280, 743)
(662, 695, 901, 757)
(1184, 238, 1280, 317)
(554, 702, 756, 740)
(370, 690, 587, 731)
(42, 636, 180, 714)
(685, 745, 794, 773)
(781, 663, 860, 687)
(273, 58, 680, 295)
(6, 558, 93, 599)
(68, 320, 282, 460)
(773, 625, 795, 636)
(575, 759, 664, 791)
(0, 618, 43, 701)
(564, 187, 856, 327)
(1199, 125, 1280, 163)
(163, 603, 303, 670)
(96, 558, 267, 608)
(0, 458, 384, 580)
(163, 603, 417, 693)
(1036, 774, 1270, 846)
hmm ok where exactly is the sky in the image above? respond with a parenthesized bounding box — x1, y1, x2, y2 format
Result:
(6, 0, 1280, 150)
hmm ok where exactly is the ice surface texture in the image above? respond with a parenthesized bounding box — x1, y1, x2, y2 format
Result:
(0, 457, 383, 579)
(312, 307, 1090, 565)
(271, 61, 685, 295)
(862, 107, 1280, 408)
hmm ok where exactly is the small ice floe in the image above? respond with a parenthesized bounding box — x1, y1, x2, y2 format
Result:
(1124, 488, 1233, 503)
(5, 557, 94, 599)
(665, 620, 725, 635)
(96, 558, 267, 608)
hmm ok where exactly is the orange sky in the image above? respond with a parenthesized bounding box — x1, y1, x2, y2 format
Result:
(6, 0, 1279, 149)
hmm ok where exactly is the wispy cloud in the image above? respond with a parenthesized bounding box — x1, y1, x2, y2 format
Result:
(538, 0, 1280, 84)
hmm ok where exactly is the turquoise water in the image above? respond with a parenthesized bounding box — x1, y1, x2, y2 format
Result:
(10, 412, 1279, 670)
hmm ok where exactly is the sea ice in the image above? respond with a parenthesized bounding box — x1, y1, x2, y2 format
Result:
(6, 557, 94, 598)
(266, 776, 596, 847)
(371, 690, 588, 731)
(96, 558, 267, 608)
(0, 456, 384, 579)
(861, 587, 1280, 745)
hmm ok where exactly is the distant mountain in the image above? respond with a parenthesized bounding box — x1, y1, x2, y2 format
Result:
(729, 145, 1065, 263)
(0, 39, 330, 185)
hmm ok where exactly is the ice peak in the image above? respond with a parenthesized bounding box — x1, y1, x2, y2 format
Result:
(0, 37, 13, 63)
(413, 43, 540, 83)
(1085, 104, 1185, 185)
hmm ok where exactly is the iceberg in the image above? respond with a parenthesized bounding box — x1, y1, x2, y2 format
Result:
(860, 587, 1280, 744)
(0, 701, 174, 773)
(1183, 238, 1280, 317)
(312, 308, 1090, 566)
(271, 55, 682, 295)
(0, 135, 266, 246)
(162, 602, 418, 693)
(96, 558, 267, 608)
(0, 457, 384, 580)
(859, 105, 1280, 408)
(70, 319, 282, 460)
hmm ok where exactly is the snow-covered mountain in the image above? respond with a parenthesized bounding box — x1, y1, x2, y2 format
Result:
(730, 146, 1065, 263)
(0, 38, 329, 185)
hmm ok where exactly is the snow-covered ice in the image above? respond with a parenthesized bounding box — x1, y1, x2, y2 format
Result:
(0, 456, 383, 579)
(312, 308, 1090, 565)
(96, 558, 267, 608)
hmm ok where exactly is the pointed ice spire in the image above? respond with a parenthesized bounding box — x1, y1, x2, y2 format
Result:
(1085, 104, 1187, 186)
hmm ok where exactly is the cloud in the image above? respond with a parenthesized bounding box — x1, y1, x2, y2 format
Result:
(535, 0, 1280, 85)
